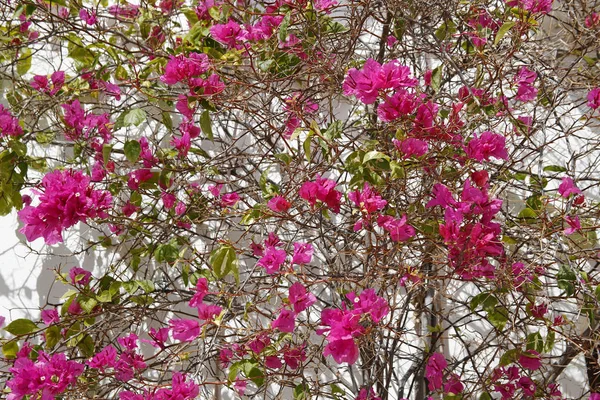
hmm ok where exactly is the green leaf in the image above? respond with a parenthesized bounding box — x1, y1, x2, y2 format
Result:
(363, 150, 389, 164)
(102, 144, 113, 165)
(45, 325, 61, 350)
(294, 383, 310, 400)
(526, 332, 544, 353)
(209, 244, 238, 282)
(4, 318, 37, 335)
(469, 292, 497, 312)
(545, 329, 555, 352)
(479, 393, 493, 400)
(123, 109, 146, 127)
(155, 242, 179, 264)
(124, 140, 142, 163)
(303, 133, 312, 161)
(17, 48, 32, 76)
(137, 280, 155, 293)
(199, 110, 214, 140)
(79, 297, 98, 313)
(494, 21, 516, 45)
(557, 265, 577, 296)
(489, 307, 509, 331)
(499, 349, 518, 366)
(77, 334, 95, 357)
(2, 341, 19, 359)
(278, 12, 291, 42)
(431, 65, 443, 91)
(543, 165, 567, 173)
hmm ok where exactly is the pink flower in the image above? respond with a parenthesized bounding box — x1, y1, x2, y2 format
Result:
(466, 131, 508, 162)
(161, 192, 176, 209)
(393, 138, 428, 158)
(289, 282, 316, 313)
(69, 267, 92, 286)
(210, 20, 243, 48)
(169, 319, 200, 342)
(506, 0, 553, 14)
(346, 289, 389, 323)
(386, 35, 397, 47)
(248, 333, 270, 354)
(88, 345, 118, 370)
(234, 378, 247, 395)
(356, 388, 382, 400)
(348, 183, 387, 214)
(197, 303, 222, 320)
(426, 184, 458, 209)
(558, 177, 581, 198)
(323, 337, 360, 364)
(564, 215, 581, 235)
(257, 246, 287, 274)
(265, 355, 282, 369)
(272, 309, 296, 332)
(586, 13, 600, 28)
(118, 333, 139, 351)
(220, 192, 240, 207)
(444, 374, 464, 394)
(18, 170, 112, 245)
(292, 242, 313, 265)
(425, 352, 447, 391)
(0, 105, 23, 137)
(41, 309, 59, 325)
(517, 376, 536, 396)
(282, 344, 307, 369)
(267, 195, 291, 212)
(299, 176, 342, 212)
(189, 277, 209, 308)
(587, 88, 600, 109)
(107, 3, 140, 18)
(154, 372, 199, 400)
(171, 132, 191, 157)
(79, 9, 97, 25)
(377, 215, 415, 242)
(161, 53, 210, 85)
(127, 169, 154, 190)
(590, 394, 600, 400)
(518, 349, 542, 370)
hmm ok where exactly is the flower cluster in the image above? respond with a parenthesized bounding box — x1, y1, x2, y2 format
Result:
(0, 105, 23, 137)
(18, 169, 112, 245)
(299, 175, 343, 213)
(61, 100, 112, 142)
(318, 289, 389, 364)
(514, 66, 538, 102)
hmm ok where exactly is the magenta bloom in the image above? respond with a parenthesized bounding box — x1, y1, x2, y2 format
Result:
(426, 184, 458, 209)
(343, 59, 417, 104)
(377, 215, 415, 242)
(292, 242, 313, 265)
(169, 319, 200, 342)
(154, 372, 199, 400)
(197, 303, 222, 320)
(518, 349, 541, 370)
(347, 289, 389, 323)
(466, 131, 508, 162)
(444, 374, 464, 394)
(210, 20, 243, 48)
(590, 394, 600, 400)
(0, 105, 23, 137)
(564, 215, 581, 235)
(127, 169, 154, 191)
(188, 277, 209, 308)
(299, 176, 342, 213)
(18, 170, 112, 245)
(506, 0, 552, 14)
(267, 195, 291, 212)
(377, 90, 418, 121)
(558, 177, 581, 198)
(257, 246, 287, 274)
(161, 53, 210, 85)
(41, 309, 59, 325)
(272, 309, 296, 332)
(88, 345, 118, 370)
(107, 3, 140, 18)
(282, 344, 307, 370)
(289, 282, 316, 313)
(393, 138, 428, 158)
(220, 192, 240, 207)
(7, 351, 84, 400)
(69, 267, 92, 286)
(348, 183, 387, 214)
(425, 352, 447, 391)
(588, 88, 600, 109)
(79, 9, 97, 25)
(323, 337, 360, 364)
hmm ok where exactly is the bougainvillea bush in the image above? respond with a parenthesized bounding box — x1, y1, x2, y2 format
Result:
(1, 0, 600, 398)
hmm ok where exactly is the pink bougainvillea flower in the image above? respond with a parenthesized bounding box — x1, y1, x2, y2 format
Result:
(425, 352, 447, 391)
(444, 373, 464, 394)
(272, 309, 296, 332)
(564, 215, 581, 235)
(288, 282, 316, 313)
(282, 344, 307, 369)
(466, 131, 508, 162)
(18, 170, 112, 245)
(377, 215, 415, 242)
(188, 277, 209, 308)
(247, 333, 270, 354)
(197, 303, 222, 321)
(210, 20, 244, 48)
(393, 137, 428, 158)
(267, 195, 291, 212)
(506, 0, 553, 14)
(291, 242, 313, 265)
(220, 192, 240, 207)
(0, 104, 23, 137)
(346, 289, 389, 323)
(558, 177, 581, 198)
(257, 246, 287, 274)
(79, 9, 97, 25)
(348, 183, 387, 214)
(127, 169, 154, 191)
(587, 88, 600, 109)
(69, 267, 92, 286)
(299, 176, 342, 212)
(107, 3, 140, 19)
(169, 319, 200, 342)
(153, 372, 199, 400)
(590, 393, 600, 400)
(88, 345, 118, 370)
(356, 388, 382, 400)
(518, 349, 542, 370)
(426, 184, 458, 209)
(377, 89, 418, 122)
(41, 309, 59, 325)
(161, 53, 210, 85)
